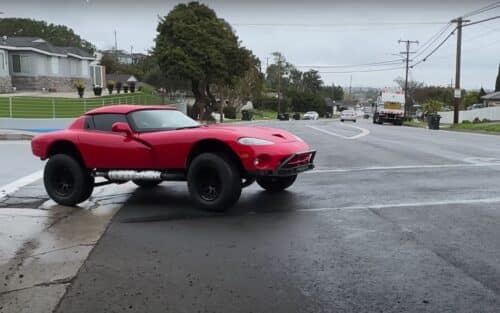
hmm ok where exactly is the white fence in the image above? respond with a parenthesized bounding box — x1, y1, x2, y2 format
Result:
(438, 106, 500, 124)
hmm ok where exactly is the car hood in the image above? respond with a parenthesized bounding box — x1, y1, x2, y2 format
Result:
(204, 125, 299, 143)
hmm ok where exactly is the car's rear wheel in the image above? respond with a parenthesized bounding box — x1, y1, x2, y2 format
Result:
(187, 153, 242, 212)
(44, 154, 94, 206)
(340, 119, 344, 122)
(256, 175, 297, 192)
(133, 180, 161, 188)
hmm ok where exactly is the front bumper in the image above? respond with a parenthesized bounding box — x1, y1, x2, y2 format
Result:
(249, 150, 316, 177)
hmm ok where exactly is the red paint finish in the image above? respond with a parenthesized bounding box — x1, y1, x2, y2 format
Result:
(31, 105, 314, 173)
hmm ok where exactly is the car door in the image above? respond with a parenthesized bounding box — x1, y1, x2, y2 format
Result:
(78, 114, 154, 169)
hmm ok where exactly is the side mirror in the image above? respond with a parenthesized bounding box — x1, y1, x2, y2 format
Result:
(111, 122, 133, 137)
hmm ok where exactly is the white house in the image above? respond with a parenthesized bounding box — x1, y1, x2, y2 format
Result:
(0, 37, 99, 92)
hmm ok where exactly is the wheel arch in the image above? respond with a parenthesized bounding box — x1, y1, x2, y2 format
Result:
(47, 140, 87, 168)
(187, 139, 246, 177)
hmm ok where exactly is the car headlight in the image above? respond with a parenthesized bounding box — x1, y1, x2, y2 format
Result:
(238, 137, 274, 146)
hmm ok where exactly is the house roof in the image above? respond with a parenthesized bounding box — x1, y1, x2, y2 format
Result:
(481, 91, 500, 100)
(85, 105, 175, 115)
(0, 37, 94, 60)
(106, 73, 138, 83)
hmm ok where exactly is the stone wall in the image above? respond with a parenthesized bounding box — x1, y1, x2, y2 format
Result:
(10, 76, 92, 92)
(0, 76, 12, 93)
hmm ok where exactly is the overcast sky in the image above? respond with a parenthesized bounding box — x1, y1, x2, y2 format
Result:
(1, 0, 499, 90)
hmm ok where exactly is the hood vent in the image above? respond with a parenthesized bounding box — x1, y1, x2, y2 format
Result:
(272, 133, 286, 139)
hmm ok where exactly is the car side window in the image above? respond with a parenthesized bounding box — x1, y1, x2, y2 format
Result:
(88, 114, 128, 132)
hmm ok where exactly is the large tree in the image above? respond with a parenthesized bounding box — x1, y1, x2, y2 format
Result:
(154, 2, 252, 120)
(0, 18, 94, 52)
(302, 70, 323, 93)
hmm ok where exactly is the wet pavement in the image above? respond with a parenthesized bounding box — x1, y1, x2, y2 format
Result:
(3, 119, 500, 312)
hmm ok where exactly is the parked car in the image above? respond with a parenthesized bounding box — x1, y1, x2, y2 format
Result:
(31, 105, 316, 212)
(303, 111, 319, 120)
(340, 110, 357, 122)
(467, 103, 486, 110)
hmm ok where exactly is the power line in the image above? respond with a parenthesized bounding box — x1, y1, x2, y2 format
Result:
(463, 15, 500, 27)
(413, 23, 452, 58)
(294, 60, 403, 69)
(318, 66, 405, 74)
(232, 22, 448, 27)
(410, 29, 456, 68)
(462, 1, 500, 18)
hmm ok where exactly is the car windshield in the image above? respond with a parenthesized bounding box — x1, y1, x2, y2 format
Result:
(306, 111, 316, 114)
(343, 110, 354, 114)
(129, 109, 200, 132)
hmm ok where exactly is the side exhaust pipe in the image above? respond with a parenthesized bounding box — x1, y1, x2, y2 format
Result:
(94, 170, 163, 181)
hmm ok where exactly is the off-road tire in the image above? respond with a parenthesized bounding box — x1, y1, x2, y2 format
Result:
(187, 153, 242, 212)
(256, 175, 297, 192)
(133, 180, 161, 188)
(44, 154, 94, 206)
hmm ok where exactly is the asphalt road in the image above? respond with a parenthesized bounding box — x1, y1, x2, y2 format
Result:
(49, 119, 500, 313)
(0, 141, 43, 187)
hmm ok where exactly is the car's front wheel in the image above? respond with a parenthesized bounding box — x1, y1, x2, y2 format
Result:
(187, 153, 242, 212)
(43, 154, 94, 206)
(256, 175, 297, 192)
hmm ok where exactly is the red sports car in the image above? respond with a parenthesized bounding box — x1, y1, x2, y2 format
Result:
(31, 105, 315, 211)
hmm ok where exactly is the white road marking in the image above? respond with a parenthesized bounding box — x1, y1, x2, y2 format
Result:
(0, 170, 43, 200)
(296, 197, 500, 213)
(307, 124, 370, 140)
(305, 162, 500, 174)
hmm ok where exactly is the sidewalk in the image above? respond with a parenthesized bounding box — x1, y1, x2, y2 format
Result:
(0, 129, 37, 140)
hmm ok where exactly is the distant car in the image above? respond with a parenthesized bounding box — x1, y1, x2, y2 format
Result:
(340, 110, 357, 122)
(303, 111, 319, 120)
(467, 103, 486, 110)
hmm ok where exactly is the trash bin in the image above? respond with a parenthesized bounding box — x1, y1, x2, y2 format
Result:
(427, 114, 441, 129)
(241, 110, 253, 121)
(292, 112, 301, 120)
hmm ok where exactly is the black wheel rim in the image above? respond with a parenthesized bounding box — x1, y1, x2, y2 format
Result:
(53, 165, 74, 197)
(196, 166, 222, 202)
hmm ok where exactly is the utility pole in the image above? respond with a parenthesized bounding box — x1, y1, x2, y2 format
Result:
(114, 30, 118, 61)
(451, 17, 469, 124)
(277, 55, 281, 114)
(398, 40, 418, 119)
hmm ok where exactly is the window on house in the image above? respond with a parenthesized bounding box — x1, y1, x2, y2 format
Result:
(12, 55, 30, 73)
(0, 52, 5, 70)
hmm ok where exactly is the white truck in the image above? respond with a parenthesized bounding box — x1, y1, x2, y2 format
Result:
(373, 91, 405, 125)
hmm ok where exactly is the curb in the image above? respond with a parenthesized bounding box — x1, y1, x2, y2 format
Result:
(0, 133, 34, 140)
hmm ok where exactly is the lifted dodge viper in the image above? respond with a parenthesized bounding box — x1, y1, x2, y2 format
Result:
(31, 105, 316, 211)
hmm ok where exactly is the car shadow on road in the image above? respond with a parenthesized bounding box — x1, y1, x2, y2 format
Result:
(118, 183, 303, 223)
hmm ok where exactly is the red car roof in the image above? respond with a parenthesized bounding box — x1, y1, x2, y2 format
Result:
(85, 104, 176, 115)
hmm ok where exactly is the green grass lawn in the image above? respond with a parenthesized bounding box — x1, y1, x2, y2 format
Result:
(449, 122, 500, 133)
(0, 93, 166, 118)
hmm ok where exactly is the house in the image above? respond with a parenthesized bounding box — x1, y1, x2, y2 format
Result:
(132, 53, 148, 64)
(105, 73, 138, 85)
(0, 37, 99, 92)
(481, 91, 500, 107)
(102, 49, 133, 64)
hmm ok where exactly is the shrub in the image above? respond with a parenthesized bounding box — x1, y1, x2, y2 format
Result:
(106, 80, 115, 94)
(423, 100, 444, 114)
(473, 117, 481, 124)
(72, 80, 86, 90)
(462, 120, 471, 124)
(129, 82, 136, 93)
(93, 86, 102, 96)
(123, 85, 129, 93)
(115, 81, 123, 94)
(482, 118, 490, 123)
(223, 106, 237, 119)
